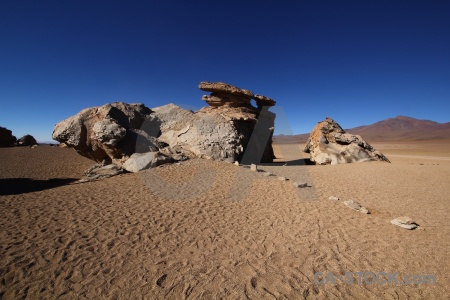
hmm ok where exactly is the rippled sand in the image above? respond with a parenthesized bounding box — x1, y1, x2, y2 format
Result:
(1, 142, 449, 299)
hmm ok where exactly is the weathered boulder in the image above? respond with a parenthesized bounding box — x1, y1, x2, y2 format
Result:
(304, 117, 390, 165)
(0, 126, 16, 147)
(122, 152, 172, 173)
(17, 134, 37, 146)
(52, 102, 156, 164)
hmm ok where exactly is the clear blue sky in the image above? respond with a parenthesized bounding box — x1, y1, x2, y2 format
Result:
(1, 0, 449, 142)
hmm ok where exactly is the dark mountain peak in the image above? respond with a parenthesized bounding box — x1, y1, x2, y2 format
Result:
(395, 115, 414, 119)
(348, 115, 450, 140)
(394, 115, 438, 124)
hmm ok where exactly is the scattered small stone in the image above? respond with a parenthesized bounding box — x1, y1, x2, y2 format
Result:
(293, 182, 308, 188)
(329, 196, 339, 201)
(234, 161, 239, 166)
(263, 172, 272, 177)
(278, 176, 287, 181)
(390, 217, 418, 230)
(344, 200, 370, 214)
(250, 164, 258, 171)
(30, 145, 38, 149)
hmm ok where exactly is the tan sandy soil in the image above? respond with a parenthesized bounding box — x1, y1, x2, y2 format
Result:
(1, 143, 449, 299)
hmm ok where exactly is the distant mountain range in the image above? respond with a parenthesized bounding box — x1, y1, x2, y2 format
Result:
(274, 116, 450, 143)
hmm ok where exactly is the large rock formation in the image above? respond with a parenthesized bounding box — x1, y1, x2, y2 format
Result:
(0, 126, 16, 147)
(17, 134, 37, 146)
(52, 82, 277, 170)
(303, 117, 390, 165)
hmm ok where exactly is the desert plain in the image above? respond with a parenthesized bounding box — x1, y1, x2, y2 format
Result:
(1, 139, 449, 299)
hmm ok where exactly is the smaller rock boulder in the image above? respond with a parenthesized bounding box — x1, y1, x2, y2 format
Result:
(304, 117, 390, 165)
(122, 151, 172, 173)
(17, 134, 37, 146)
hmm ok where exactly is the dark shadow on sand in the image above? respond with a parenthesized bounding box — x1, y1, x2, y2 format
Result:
(258, 158, 315, 166)
(0, 178, 78, 195)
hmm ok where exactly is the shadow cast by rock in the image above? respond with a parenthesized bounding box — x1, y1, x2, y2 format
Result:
(259, 158, 314, 166)
(0, 178, 78, 195)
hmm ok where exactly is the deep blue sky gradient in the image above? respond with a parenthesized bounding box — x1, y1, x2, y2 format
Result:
(1, 0, 449, 142)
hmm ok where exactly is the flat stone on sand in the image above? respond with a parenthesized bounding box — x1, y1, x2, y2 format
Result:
(329, 196, 339, 201)
(293, 182, 308, 188)
(390, 217, 418, 230)
(344, 200, 370, 214)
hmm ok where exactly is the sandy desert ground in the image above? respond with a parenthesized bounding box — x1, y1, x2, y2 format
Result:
(1, 140, 449, 299)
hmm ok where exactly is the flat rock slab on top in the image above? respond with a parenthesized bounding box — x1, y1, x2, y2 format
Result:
(253, 94, 276, 107)
(199, 82, 276, 108)
(199, 82, 254, 98)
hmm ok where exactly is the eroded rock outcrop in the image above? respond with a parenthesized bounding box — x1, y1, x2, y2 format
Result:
(52, 82, 277, 172)
(0, 127, 16, 147)
(304, 117, 390, 165)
